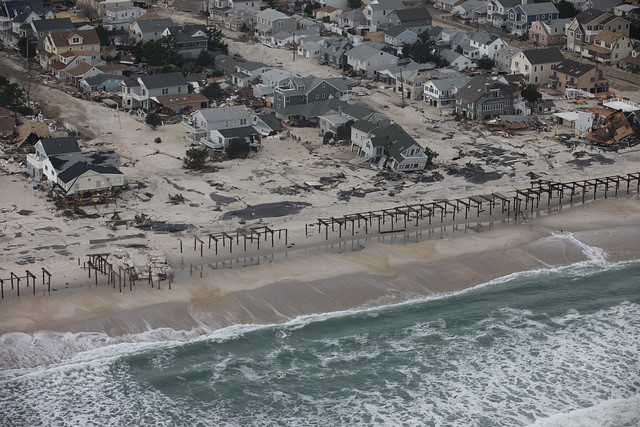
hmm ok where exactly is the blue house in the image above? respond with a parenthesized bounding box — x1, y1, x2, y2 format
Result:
(506, 2, 559, 36)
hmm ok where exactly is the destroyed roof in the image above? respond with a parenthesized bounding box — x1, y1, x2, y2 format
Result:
(83, 73, 126, 86)
(48, 150, 120, 173)
(217, 126, 259, 138)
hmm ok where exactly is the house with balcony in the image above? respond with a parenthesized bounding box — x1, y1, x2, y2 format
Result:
(121, 72, 189, 109)
(486, 0, 520, 29)
(273, 75, 350, 111)
(506, 2, 559, 36)
(103, 6, 146, 31)
(183, 105, 250, 145)
(550, 59, 609, 94)
(27, 137, 81, 181)
(350, 121, 429, 172)
(254, 8, 296, 42)
(364, 0, 405, 30)
(581, 30, 632, 64)
(231, 61, 271, 88)
(565, 9, 629, 53)
(423, 74, 471, 108)
(510, 47, 565, 85)
(529, 19, 569, 47)
(454, 76, 515, 120)
(162, 24, 208, 59)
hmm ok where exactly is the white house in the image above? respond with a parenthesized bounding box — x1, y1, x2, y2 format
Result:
(26, 137, 81, 181)
(103, 6, 146, 31)
(440, 49, 473, 71)
(183, 106, 250, 144)
(423, 75, 472, 108)
(384, 27, 418, 48)
(120, 72, 189, 109)
(129, 18, 174, 43)
(469, 32, 507, 59)
(364, 0, 405, 30)
(346, 44, 398, 78)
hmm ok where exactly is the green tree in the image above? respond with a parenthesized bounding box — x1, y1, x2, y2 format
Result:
(202, 82, 225, 101)
(95, 25, 110, 46)
(143, 35, 182, 66)
(226, 138, 250, 159)
(304, 1, 321, 17)
(425, 147, 439, 167)
(455, 45, 463, 54)
(477, 56, 495, 70)
(207, 27, 228, 54)
(145, 113, 163, 129)
(521, 84, 542, 105)
(17, 37, 36, 59)
(347, 0, 363, 9)
(266, 0, 278, 9)
(554, 0, 578, 19)
(336, 119, 354, 141)
(402, 32, 448, 67)
(196, 50, 214, 67)
(0, 83, 26, 118)
(184, 147, 209, 169)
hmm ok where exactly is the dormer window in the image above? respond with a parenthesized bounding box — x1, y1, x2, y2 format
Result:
(72, 37, 80, 43)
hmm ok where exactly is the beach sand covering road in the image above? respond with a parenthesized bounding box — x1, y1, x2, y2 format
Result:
(1, 14, 640, 339)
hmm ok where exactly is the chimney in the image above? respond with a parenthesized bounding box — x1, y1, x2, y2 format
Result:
(485, 82, 490, 95)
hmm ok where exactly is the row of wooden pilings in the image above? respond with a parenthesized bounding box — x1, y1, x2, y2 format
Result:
(308, 173, 640, 240)
(179, 226, 290, 258)
(82, 253, 172, 292)
(0, 268, 52, 299)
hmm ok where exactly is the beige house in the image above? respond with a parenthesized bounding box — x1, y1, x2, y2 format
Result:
(581, 30, 633, 65)
(565, 9, 630, 53)
(550, 59, 609, 94)
(510, 47, 565, 85)
(43, 29, 101, 59)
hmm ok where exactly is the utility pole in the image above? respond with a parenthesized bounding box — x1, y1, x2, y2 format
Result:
(400, 66, 404, 106)
(293, 33, 296, 62)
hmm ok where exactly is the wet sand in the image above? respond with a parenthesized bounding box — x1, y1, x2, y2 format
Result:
(1, 197, 638, 336)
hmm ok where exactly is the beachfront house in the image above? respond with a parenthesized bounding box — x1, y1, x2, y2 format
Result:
(423, 75, 472, 108)
(565, 9, 629, 54)
(161, 24, 209, 59)
(44, 150, 124, 196)
(103, 6, 147, 31)
(350, 121, 429, 172)
(120, 72, 189, 110)
(454, 76, 515, 120)
(580, 30, 633, 65)
(183, 105, 251, 145)
(27, 137, 81, 181)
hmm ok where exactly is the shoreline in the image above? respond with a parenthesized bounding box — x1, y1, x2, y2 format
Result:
(0, 197, 639, 339)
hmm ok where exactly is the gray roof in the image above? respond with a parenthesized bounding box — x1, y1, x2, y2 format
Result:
(440, 49, 465, 63)
(217, 126, 259, 138)
(347, 43, 390, 61)
(427, 75, 472, 91)
(32, 18, 73, 32)
(470, 32, 493, 45)
(139, 72, 187, 89)
(197, 106, 248, 122)
(39, 137, 80, 156)
(368, 0, 405, 10)
(57, 162, 122, 185)
(49, 150, 120, 174)
(134, 18, 174, 33)
(238, 61, 270, 72)
(352, 120, 379, 133)
(575, 8, 608, 24)
(456, 76, 513, 103)
(522, 47, 564, 65)
(391, 7, 432, 23)
(341, 9, 366, 22)
(256, 113, 282, 131)
(492, 0, 520, 8)
(517, 2, 559, 15)
(257, 8, 290, 21)
(385, 26, 413, 38)
(552, 59, 596, 77)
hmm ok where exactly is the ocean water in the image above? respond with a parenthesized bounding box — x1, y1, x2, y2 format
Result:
(1, 248, 639, 426)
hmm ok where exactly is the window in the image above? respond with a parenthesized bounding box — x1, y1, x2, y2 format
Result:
(162, 88, 168, 95)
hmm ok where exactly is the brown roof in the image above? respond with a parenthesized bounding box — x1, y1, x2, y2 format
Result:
(135, 11, 163, 21)
(96, 63, 129, 72)
(314, 6, 339, 13)
(0, 117, 16, 132)
(49, 29, 100, 48)
(595, 30, 624, 43)
(66, 62, 94, 77)
(50, 60, 68, 71)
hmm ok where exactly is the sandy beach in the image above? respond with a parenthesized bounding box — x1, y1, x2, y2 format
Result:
(1, 196, 639, 338)
(1, 18, 640, 342)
